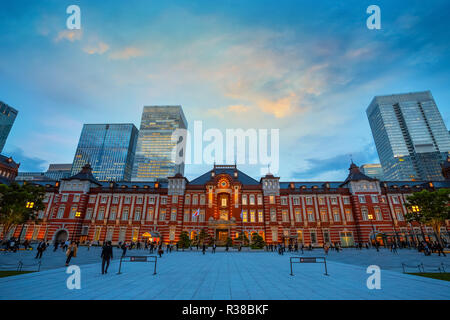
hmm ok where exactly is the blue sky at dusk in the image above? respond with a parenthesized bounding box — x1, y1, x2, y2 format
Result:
(1, 0, 450, 181)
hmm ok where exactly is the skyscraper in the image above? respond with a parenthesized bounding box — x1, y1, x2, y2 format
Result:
(360, 164, 384, 180)
(367, 91, 450, 181)
(132, 106, 187, 181)
(71, 124, 138, 181)
(0, 101, 18, 152)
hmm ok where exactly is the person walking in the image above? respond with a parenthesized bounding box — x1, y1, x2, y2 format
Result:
(202, 244, 206, 255)
(158, 245, 164, 258)
(436, 242, 446, 257)
(101, 241, 113, 274)
(65, 241, 78, 266)
(212, 243, 216, 254)
(121, 242, 127, 258)
(35, 240, 47, 259)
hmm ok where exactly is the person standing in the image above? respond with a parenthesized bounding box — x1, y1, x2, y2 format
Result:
(65, 241, 78, 266)
(212, 243, 216, 253)
(202, 244, 206, 255)
(35, 240, 46, 259)
(101, 241, 113, 274)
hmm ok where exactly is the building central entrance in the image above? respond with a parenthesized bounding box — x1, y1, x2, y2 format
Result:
(216, 229, 229, 244)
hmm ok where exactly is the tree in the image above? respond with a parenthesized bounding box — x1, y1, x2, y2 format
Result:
(225, 237, 233, 247)
(405, 189, 450, 246)
(0, 183, 46, 240)
(251, 232, 266, 249)
(177, 231, 191, 249)
(236, 232, 249, 246)
(198, 228, 209, 245)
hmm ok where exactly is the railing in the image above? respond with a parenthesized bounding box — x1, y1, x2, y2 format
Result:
(117, 255, 157, 275)
(402, 262, 447, 273)
(289, 256, 328, 276)
(0, 260, 41, 272)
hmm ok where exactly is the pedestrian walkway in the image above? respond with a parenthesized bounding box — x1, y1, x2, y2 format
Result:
(1, 250, 449, 300)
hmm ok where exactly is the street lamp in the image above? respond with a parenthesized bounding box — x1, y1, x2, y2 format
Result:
(411, 205, 427, 242)
(18, 201, 35, 242)
(368, 213, 378, 250)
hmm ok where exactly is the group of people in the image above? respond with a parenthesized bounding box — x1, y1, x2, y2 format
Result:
(1, 238, 32, 252)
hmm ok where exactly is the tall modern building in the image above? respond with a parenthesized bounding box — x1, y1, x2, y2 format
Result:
(360, 164, 384, 180)
(0, 101, 18, 152)
(45, 163, 72, 181)
(71, 124, 138, 181)
(367, 91, 450, 181)
(132, 106, 187, 181)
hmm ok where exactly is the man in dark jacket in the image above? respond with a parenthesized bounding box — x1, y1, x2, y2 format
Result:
(35, 240, 47, 259)
(101, 241, 113, 274)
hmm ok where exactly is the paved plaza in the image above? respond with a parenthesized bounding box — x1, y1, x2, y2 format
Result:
(1, 246, 449, 300)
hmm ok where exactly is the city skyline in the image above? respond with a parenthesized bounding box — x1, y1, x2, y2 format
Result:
(1, 1, 450, 181)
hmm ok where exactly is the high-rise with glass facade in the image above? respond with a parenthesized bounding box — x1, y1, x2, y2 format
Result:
(71, 124, 138, 181)
(360, 164, 384, 180)
(367, 91, 450, 181)
(132, 106, 187, 181)
(0, 101, 18, 152)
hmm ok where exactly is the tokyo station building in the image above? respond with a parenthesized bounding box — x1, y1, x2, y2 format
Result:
(7, 163, 450, 247)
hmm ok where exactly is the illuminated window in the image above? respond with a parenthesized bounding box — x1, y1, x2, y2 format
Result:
(282, 210, 288, 222)
(243, 210, 248, 222)
(307, 208, 314, 222)
(295, 209, 302, 222)
(250, 210, 256, 222)
(320, 208, 327, 222)
(269, 196, 275, 204)
(258, 210, 264, 222)
(333, 208, 340, 222)
(345, 209, 353, 221)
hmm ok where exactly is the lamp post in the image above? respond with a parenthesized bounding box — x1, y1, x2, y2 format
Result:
(411, 205, 427, 243)
(368, 213, 378, 251)
(17, 202, 35, 242)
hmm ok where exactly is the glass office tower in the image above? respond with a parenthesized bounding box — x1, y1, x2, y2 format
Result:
(71, 124, 138, 181)
(132, 106, 187, 181)
(360, 164, 384, 180)
(367, 91, 450, 181)
(0, 101, 18, 152)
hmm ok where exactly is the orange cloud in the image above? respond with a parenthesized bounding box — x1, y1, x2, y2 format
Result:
(109, 47, 144, 60)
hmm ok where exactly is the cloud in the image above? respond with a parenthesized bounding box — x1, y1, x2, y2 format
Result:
(4, 147, 48, 172)
(108, 47, 144, 60)
(54, 29, 83, 42)
(83, 42, 110, 55)
(290, 145, 379, 181)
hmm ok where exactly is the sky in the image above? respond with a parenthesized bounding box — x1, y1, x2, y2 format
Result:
(1, 0, 450, 181)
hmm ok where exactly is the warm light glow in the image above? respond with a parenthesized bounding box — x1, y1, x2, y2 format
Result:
(26, 202, 34, 208)
(368, 214, 373, 220)
(75, 211, 81, 217)
(412, 205, 419, 212)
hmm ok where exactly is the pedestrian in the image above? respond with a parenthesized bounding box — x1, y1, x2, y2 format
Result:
(65, 241, 78, 266)
(323, 244, 329, 255)
(35, 240, 46, 259)
(212, 243, 216, 253)
(101, 241, 113, 274)
(121, 242, 127, 257)
(158, 245, 164, 258)
(436, 242, 446, 257)
(202, 244, 206, 255)
(87, 240, 91, 251)
(53, 241, 59, 252)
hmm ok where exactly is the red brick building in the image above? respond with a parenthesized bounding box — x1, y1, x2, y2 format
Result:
(5, 163, 450, 246)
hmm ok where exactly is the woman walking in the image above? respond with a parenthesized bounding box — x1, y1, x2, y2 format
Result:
(65, 241, 78, 266)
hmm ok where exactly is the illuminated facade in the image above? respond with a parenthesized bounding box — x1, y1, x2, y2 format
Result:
(9, 163, 450, 246)
(367, 91, 450, 181)
(71, 124, 138, 181)
(0, 101, 18, 153)
(131, 106, 187, 182)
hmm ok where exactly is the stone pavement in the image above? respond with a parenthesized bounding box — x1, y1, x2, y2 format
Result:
(1, 248, 449, 300)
